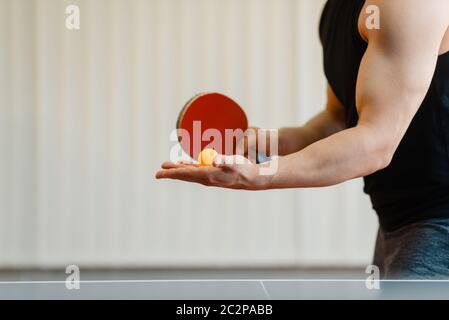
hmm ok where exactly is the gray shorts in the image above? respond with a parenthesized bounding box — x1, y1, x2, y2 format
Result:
(373, 218, 449, 279)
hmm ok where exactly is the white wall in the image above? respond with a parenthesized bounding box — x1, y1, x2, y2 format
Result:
(0, 0, 378, 268)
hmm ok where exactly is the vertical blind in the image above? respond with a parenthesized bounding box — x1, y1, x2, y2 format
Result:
(0, 0, 377, 268)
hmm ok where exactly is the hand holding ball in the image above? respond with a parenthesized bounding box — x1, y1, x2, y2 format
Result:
(198, 149, 218, 167)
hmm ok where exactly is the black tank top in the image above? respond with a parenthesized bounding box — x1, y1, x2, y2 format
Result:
(320, 0, 449, 231)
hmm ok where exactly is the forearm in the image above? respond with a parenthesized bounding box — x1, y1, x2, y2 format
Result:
(278, 109, 345, 156)
(262, 125, 392, 189)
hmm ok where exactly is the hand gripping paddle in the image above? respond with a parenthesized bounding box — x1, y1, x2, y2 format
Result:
(176, 93, 271, 164)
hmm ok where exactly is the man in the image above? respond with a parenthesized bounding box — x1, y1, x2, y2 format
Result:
(156, 0, 449, 279)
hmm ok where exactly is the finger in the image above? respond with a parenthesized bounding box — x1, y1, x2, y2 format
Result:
(178, 160, 196, 165)
(160, 161, 196, 169)
(160, 162, 177, 169)
(156, 169, 218, 187)
(244, 135, 249, 157)
(235, 135, 246, 156)
(236, 128, 255, 156)
(246, 128, 259, 158)
(156, 168, 197, 180)
(156, 167, 216, 182)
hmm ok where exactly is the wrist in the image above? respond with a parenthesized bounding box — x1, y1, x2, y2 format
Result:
(250, 163, 276, 190)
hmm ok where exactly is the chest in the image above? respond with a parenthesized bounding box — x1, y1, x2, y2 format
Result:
(320, 0, 367, 125)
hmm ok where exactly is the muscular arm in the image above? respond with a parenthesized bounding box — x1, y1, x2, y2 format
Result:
(156, 0, 449, 190)
(277, 85, 346, 155)
(263, 0, 449, 189)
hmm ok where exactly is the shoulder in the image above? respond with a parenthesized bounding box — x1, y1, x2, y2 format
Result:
(359, 0, 449, 49)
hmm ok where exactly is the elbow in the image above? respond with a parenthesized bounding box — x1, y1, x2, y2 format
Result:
(365, 147, 394, 176)
(364, 144, 395, 175)
(376, 149, 394, 171)
(357, 123, 400, 176)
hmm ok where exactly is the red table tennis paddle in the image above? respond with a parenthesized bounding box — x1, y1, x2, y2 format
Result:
(176, 92, 270, 164)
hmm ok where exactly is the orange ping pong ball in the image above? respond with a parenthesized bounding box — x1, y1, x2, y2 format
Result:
(198, 149, 218, 167)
